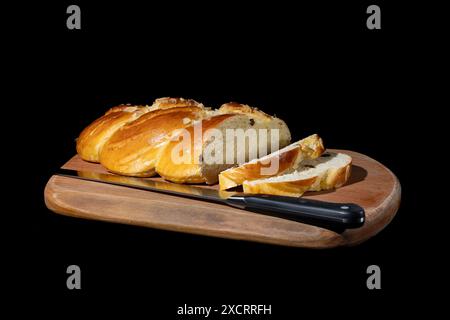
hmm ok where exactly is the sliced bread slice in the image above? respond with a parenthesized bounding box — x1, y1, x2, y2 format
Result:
(218, 134, 324, 190)
(242, 152, 352, 197)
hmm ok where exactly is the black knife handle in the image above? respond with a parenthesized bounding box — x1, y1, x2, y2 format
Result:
(226, 195, 365, 230)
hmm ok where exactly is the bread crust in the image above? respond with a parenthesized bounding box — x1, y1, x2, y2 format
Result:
(152, 97, 204, 109)
(76, 105, 149, 162)
(77, 98, 205, 164)
(218, 134, 324, 190)
(243, 176, 317, 197)
(219, 102, 274, 121)
(104, 105, 147, 115)
(100, 106, 207, 177)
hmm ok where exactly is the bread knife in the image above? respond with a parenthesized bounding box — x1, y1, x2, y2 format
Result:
(56, 169, 365, 230)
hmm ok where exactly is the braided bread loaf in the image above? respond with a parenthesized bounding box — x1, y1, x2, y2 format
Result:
(77, 99, 291, 182)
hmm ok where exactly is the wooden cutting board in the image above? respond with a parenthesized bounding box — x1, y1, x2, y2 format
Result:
(44, 149, 400, 248)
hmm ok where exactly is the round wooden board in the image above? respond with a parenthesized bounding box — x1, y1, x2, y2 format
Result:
(44, 150, 400, 248)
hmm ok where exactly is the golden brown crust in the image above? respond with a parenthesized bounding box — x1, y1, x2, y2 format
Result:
(104, 105, 146, 115)
(100, 106, 207, 177)
(155, 114, 237, 183)
(77, 98, 206, 164)
(76, 105, 149, 162)
(152, 97, 204, 109)
(243, 176, 317, 197)
(219, 102, 273, 122)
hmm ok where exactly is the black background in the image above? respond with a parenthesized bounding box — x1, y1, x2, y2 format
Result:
(7, 0, 443, 317)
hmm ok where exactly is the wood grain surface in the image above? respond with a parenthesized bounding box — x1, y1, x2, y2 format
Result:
(44, 150, 401, 248)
